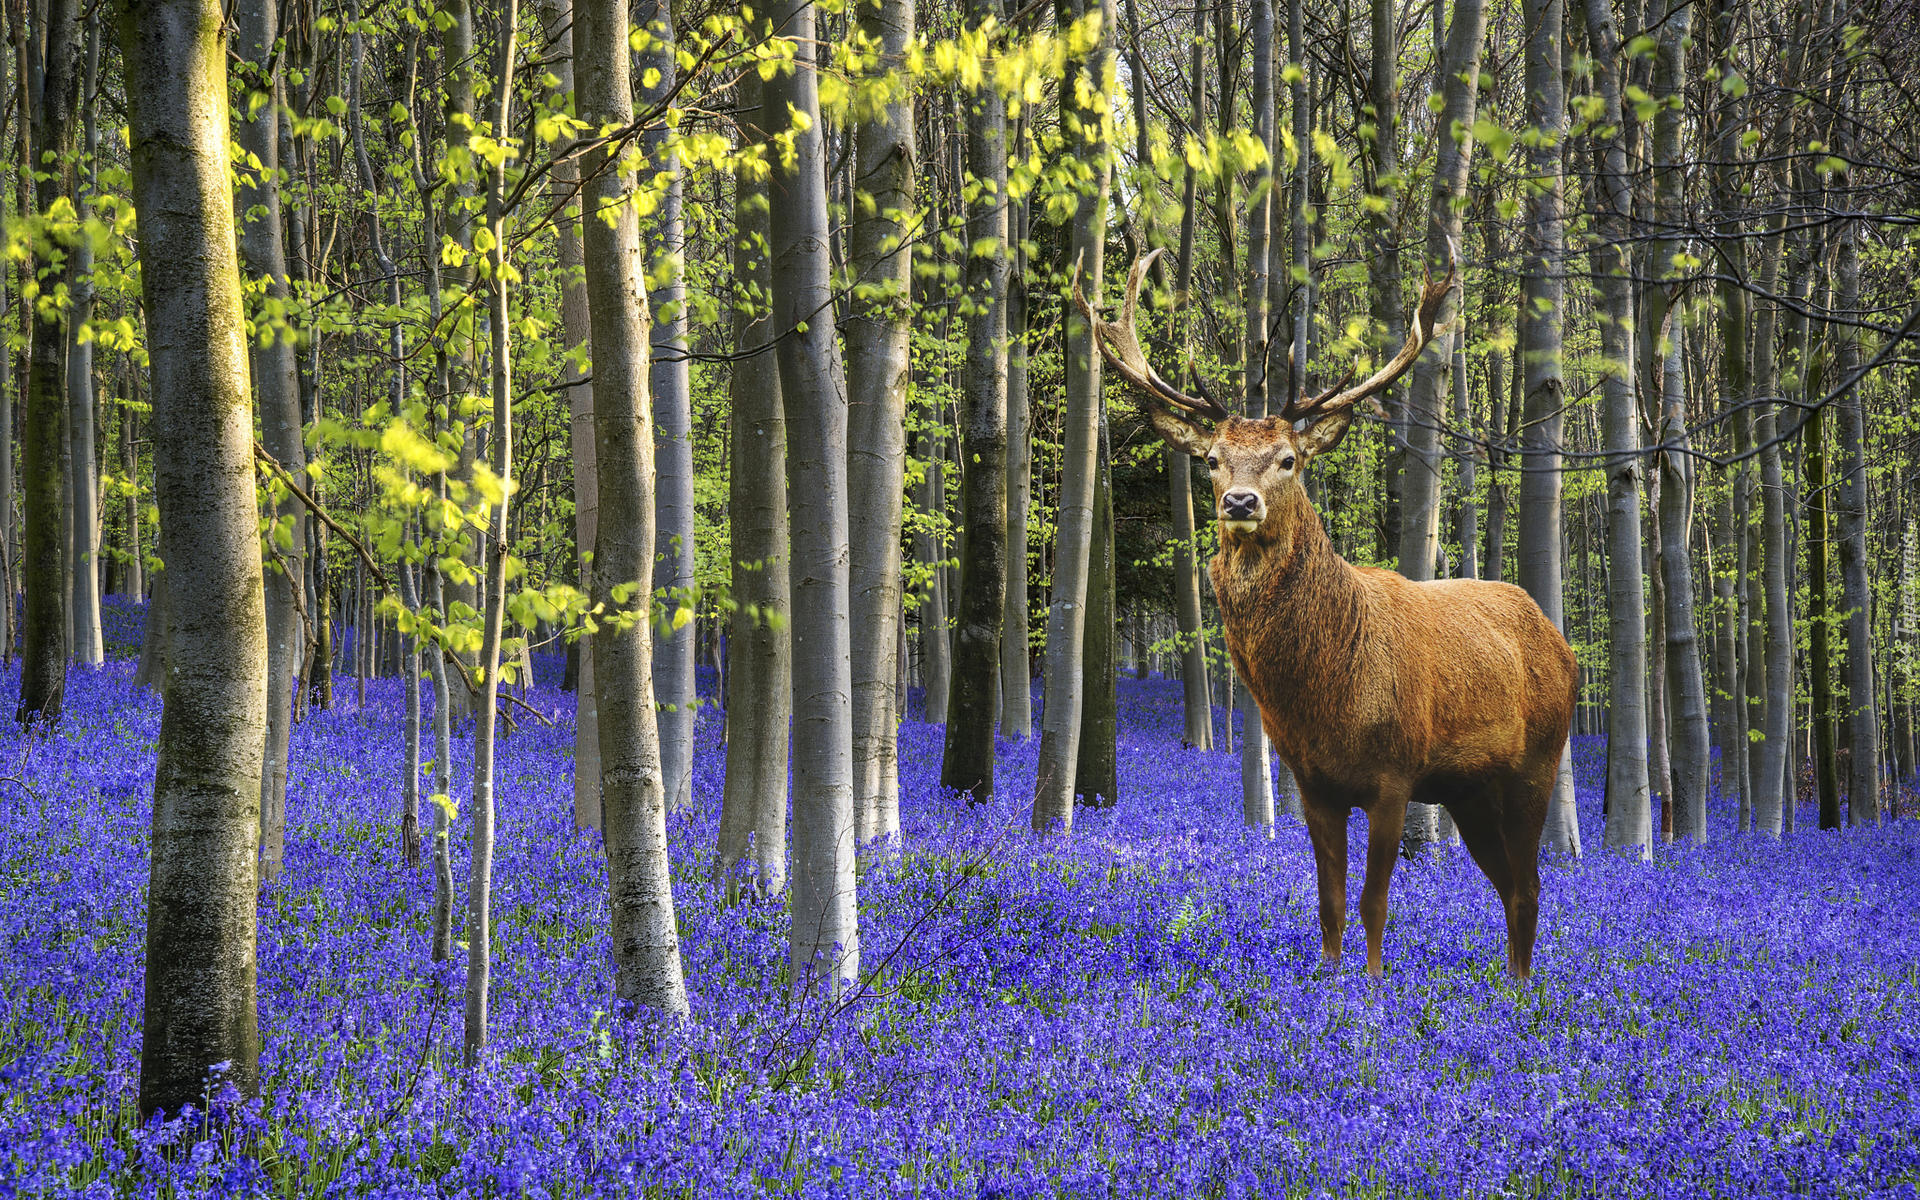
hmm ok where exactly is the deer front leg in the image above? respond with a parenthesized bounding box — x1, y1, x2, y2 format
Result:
(1301, 798, 1348, 969)
(1360, 784, 1412, 977)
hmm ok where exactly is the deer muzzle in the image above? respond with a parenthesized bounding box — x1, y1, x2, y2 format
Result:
(1220, 488, 1265, 531)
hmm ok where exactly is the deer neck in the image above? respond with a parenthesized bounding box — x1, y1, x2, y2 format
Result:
(1210, 487, 1368, 744)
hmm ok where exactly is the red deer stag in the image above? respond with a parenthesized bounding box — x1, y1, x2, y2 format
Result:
(1077, 251, 1575, 979)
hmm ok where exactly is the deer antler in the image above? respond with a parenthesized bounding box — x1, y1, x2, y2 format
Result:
(1281, 256, 1459, 424)
(1072, 249, 1233, 424)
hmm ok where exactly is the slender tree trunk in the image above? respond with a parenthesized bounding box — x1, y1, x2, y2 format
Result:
(399, 557, 422, 868)
(1000, 182, 1034, 740)
(67, 18, 102, 666)
(1368, 0, 1405, 553)
(768, 0, 859, 990)
(1581, 0, 1650, 854)
(1172, 6, 1212, 751)
(1076, 413, 1118, 806)
(577, 0, 691, 1015)
(425, 560, 455, 960)
(941, 0, 1009, 804)
(1399, 0, 1486, 851)
(18, 0, 79, 730)
(1032, 0, 1113, 836)
(1831, 142, 1879, 825)
(917, 428, 950, 723)
(1517, 0, 1580, 855)
(240, 0, 305, 878)
(122, 0, 267, 1114)
(1808, 403, 1841, 829)
(636, 0, 696, 814)
(846, 0, 914, 838)
(1751, 210, 1793, 834)
(463, 8, 520, 1067)
(537, 0, 601, 832)
(717, 53, 790, 899)
(119, 399, 141, 598)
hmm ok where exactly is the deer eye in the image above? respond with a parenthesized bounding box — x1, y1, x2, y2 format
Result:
(1205, 455, 1218, 470)
(1280, 455, 1296, 471)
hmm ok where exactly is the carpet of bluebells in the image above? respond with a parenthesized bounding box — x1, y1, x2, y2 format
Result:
(4, 596, 1920, 1198)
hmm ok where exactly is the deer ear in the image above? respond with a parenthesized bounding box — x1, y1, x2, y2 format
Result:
(1297, 409, 1353, 459)
(1145, 405, 1213, 458)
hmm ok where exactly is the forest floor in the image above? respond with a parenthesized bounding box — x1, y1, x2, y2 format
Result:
(4, 601, 1920, 1197)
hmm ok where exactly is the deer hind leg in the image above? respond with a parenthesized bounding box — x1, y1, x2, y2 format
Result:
(1300, 797, 1349, 969)
(1359, 783, 1412, 977)
(1501, 798, 1545, 980)
(1450, 804, 1518, 975)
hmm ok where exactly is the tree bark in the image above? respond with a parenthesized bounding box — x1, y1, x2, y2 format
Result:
(1000, 179, 1034, 740)
(1517, 0, 1580, 856)
(768, 0, 859, 990)
(67, 18, 103, 666)
(121, 0, 267, 1115)
(1032, 0, 1113, 836)
(1831, 138, 1880, 825)
(847, 0, 915, 837)
(1399, 0, 1486, 851)
(18, 0, 79, 729)
(717, 52, 790, 900)
(1076, 413, 1118, 806)
(941, 0, 1009, 805)
(636, 0, 696, 814)
(463, 5, 520, 1067)
(1579, 0, 1651, 855)
(537, 0, 602, 832)
(577, 0, 691, 1016)
(1171, 4, 1212, 751)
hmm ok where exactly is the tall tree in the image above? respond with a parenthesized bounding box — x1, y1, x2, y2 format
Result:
(17, 0, 79, 729)
(848, 0, 915, 838)
(1830, 108, 1880, 826)
(941, 0, 1009, 805)
(538, 0, 602, 832)
(1000, 175, 1034, 740)
(1516, 0, 1580, 855)
(1581, 0, 1652, 855)
(768, 0, 859, 988)
(1645, 0, 1708, 840)
(67, 18, 103, 666)
(1170, 1, 1212, 751)
(239, 0, 307, 877)
(716, 48, 790, 900)
(1031, 0, 1113, 836)
(639, 0, 696, 814)
(463, 0, 520, 1066)
(1397, 0, 1486, 850)
(578, 0, 691, 1014)
(121, 0, 268, 1115)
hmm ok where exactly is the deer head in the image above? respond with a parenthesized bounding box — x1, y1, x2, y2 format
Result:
(1075, 249, 1455, 538)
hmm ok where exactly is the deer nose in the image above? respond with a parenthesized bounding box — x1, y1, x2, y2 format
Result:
(1221, 489, 1263, 521)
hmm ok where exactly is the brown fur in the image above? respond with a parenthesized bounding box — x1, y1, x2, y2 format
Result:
(1186, 415, 1576, 979)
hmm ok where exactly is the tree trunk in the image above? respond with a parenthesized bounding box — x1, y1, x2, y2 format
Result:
(1580, 0, 1650, 854)
(1032, 0, 1113, 836)
(1807, 403, 1841, 829)
(1237, 0, 1277, 831)
(577, 0, 691, 1016)
(1368, 0, 1405, 554)
(768, 0, 859, 991)
(121, 0, 267, 1115)
(67, 18, 103, 666)
(1517, 0, 1580, 856)
(717, 51, 790, 900)
(240, 0, 306, 878)
(1171, 8, 1212, 751)
(1000, 181, 1034, 740)
(425, 561, 455, 961)
(916, 428, 950, 724)
(847, 0, 914, 839)
(941, 0, 1008, 805)
(1751, 209, 1793, 834)
(1399, 0, 1486, 851)
(463, 9, 520, 1067)
(536, 0, 601, 832)
(18, 0, 79, 730)
(636, 0, 696, 814)
(1076, 413, 1118, 807)
(1831, 142, 1880, 826)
